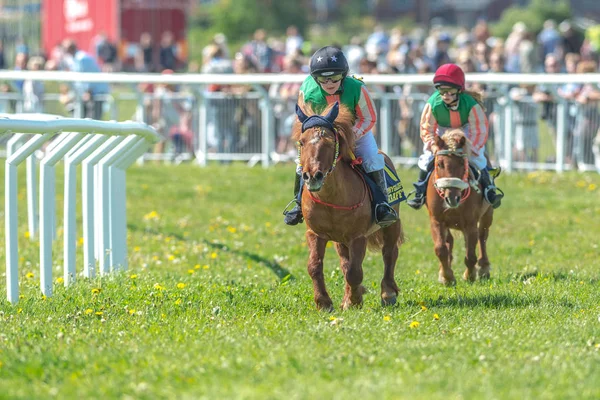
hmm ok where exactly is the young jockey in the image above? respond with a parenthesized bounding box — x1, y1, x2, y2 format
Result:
(283, 45, 398, 227)
(407, 63, 504, 210)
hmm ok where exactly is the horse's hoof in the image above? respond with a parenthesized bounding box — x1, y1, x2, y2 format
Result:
(317, 304, 334, 312)
(381, 296, 397, 306)
(478, 270, 491, 280)
(438, 276, 456, 286)
(463, 269, 477, 282)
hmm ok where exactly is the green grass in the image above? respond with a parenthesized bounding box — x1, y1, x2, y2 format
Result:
(0, 163, 599, 399)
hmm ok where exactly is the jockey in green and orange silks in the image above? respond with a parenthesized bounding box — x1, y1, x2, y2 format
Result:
(406, 63, 504, 210)
(283, 46, 398, 228)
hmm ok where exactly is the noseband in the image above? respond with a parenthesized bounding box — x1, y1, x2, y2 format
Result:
(433, 149, 471, 204)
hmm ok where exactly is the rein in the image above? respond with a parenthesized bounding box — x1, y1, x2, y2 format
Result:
(433, 149, 471, 204)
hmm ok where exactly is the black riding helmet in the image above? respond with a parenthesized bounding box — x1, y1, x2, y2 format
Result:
(309, 46, 349, 81)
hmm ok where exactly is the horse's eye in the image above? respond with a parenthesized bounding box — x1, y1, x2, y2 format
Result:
(297, 140, 304, 147)
(438, 161, 444, 169)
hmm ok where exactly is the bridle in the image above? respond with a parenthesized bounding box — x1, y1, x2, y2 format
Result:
(433, 149, 471, 204)
(298, 125, 368, 211)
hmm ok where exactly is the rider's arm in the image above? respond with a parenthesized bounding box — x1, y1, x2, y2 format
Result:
(419, 102, 437, 151)
(467, 103, 489, 153)
(353, 86, 377, 137)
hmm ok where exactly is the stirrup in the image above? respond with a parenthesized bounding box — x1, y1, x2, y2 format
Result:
(484, 186, 504, 209)
(375, 204, 398, 228)
(489, 166, 502, 179)
(282, 199, 300, 215)
(406, 190, 425, 210)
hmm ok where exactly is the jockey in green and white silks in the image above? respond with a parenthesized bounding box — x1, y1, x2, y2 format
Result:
(406, 63, 504, 210)
(283, 45, 398, 227)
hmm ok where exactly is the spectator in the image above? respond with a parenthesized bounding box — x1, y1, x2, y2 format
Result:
(537, 20, 561, 62)
(12, 52, 28, 92)
(509, 84, 539, 163)
(505, 22, 527, 73)
(0, 41, 5, 70)
(557, 21, 584, 59)
(135, 32, 155, 72)
(573, 61, 600, 168)
(151, 69, 188, 157)
(242, 29, 273, 72)
(22, 56, 45, 113)
(63, 40, 110, 120)
(533, 54, 561, 160)
(169, 111, 195, 161)
(285, 25, 304, 56)
(159, 31, 179, 71)
(94, 32, 119, 72)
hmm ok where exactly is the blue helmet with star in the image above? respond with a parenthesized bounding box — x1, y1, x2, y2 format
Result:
(309, 46, 349, 80)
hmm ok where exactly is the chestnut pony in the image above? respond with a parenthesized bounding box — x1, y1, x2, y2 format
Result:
(426, 129, 494, 285)
(293, 102, 404, 311)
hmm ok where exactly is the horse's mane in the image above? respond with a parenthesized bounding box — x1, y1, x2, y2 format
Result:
(292, 103, 357, 161)
(440, 129, 472, 156)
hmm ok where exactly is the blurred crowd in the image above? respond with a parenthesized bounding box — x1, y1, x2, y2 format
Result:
(1, 19, 600, 168)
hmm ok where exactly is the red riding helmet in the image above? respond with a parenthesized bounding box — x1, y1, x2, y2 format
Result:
(433, 63, 465, 91)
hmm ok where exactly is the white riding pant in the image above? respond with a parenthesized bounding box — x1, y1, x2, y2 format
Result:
(417, 126, 487, 171)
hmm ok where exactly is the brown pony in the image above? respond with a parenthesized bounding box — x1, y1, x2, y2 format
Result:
(293, 102, 404, 311)
(426, 129, 493, 285)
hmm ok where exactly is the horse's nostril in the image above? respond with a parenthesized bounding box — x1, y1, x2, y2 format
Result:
(314, 171, 324, 180)
(302, 172, 310, 181)
(455, 196, 461, 204)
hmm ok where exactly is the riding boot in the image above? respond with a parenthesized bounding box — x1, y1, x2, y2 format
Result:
(283, 172, 304, 225)
(480, 168, 504, 209)
(407, 160, 434, 210)
(367, 170, 399, 228)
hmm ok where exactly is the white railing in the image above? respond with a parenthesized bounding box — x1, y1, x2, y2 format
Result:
(1, 113, 160, 303)
(0, 70, 599, 172)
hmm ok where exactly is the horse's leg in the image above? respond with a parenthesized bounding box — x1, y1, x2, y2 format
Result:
(380, 223, 400, 306)
(336, 238, 367, 310)
(430, 219, 455, 285)
(462, 226, 479, 282)
(446, 230, 454, 267)
(306, 231, 333, 311)
(477, 207, 494, 279)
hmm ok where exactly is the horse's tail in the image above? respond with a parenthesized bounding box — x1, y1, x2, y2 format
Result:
(366, 219, 405, 251)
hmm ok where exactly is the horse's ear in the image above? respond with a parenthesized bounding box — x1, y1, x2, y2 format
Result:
(296, 104, 308, 123)
(325, 102, 339, 123)
(458, 135, 466, 148)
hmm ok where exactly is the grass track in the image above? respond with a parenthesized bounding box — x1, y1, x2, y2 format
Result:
(0, 163, 599, 399)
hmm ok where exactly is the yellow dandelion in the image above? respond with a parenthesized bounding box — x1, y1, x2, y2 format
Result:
(141, 184, 149, 190)
(91, 288, 101, 295)
(56, 277, 64, 284)
(152, 255, 159, 261)
(130, 274, 138, 279)
(227, 226, 237, 233)
(128, 309, 136, 315)
(168, 254, 175, 261)
(576, 180, 587, 188)
(588, 183, 597, 191)
(177, 283, 186, 289)
(84, 309, 93, 315)
(265, 222, 272, 228)
(165, 237, 171, 243)
(174, 298, 182, 305)
(203, 265, 210, 270)
(433, 314, 440, 320)
(133, 246, 141, 252)
(19, 295, 24, 299)
(143, 210, 160, 221)
(415, 269, 421, 275)
(210, 252, 218, 259)
(24, 231, 30, 239)
(529, 240, 535, 246)
(383, 315, 391, 321)
(329, 316, 337, 321)
(25, 272, 34, 279)
(194, 264, 201, 269)
(17, 308, 22, 313)
(78, 237, 84, 246)
(95, 311, 103, 316)
(187, 269, 195, 275)
(409, 321, 420, 329)
(421, 305, 428, 311)
(153, 283, 164, 291)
